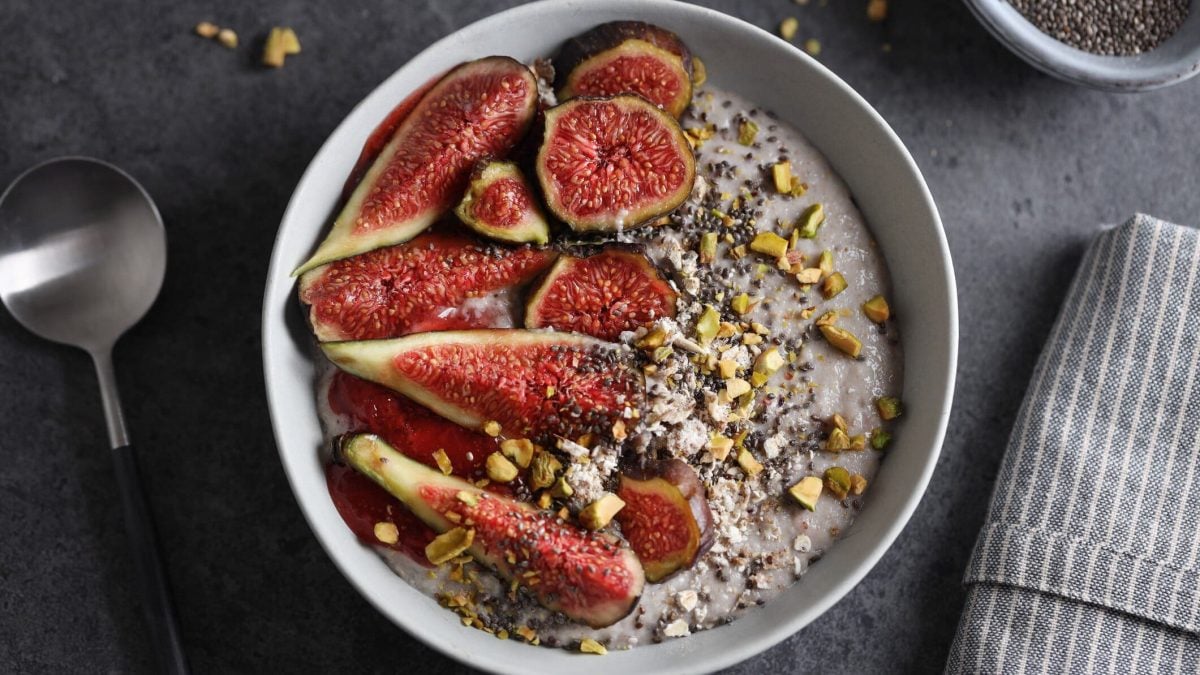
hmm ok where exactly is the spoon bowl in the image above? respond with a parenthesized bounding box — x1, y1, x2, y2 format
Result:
(0, 157, 165, 351)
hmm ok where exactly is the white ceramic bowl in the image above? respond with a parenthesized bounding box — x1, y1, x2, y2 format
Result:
(966, 0, 1200, 91)
(262, 1, 957, 672)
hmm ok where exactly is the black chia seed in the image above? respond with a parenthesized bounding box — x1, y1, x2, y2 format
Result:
(1008, 0, 1190, 55)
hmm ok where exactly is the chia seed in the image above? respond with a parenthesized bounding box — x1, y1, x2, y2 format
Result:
(1008, 0, 1189, 55)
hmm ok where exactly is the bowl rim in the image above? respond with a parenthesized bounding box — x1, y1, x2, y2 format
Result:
(964, 0, 1200, 91)
(262, 1, 958, 672)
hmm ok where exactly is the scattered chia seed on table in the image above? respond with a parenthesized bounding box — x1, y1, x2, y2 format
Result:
(1007, 0, 1190, 55)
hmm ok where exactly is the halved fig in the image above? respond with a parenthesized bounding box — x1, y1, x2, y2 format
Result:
(294, 57, 539, 274)
(525, 248, 677, 341)
(536, 95, 695, 233)
(615, 459, 714, 582)
(321, 330, 644, 440)
(342, 434, 645, 627)
(555, 21, 694, 118)
(299, 230, 556, 341)
(454, 160, 550, 245)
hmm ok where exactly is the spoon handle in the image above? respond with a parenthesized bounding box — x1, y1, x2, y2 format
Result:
(93, 349, 189, 674)
(112, 444, 191, 675)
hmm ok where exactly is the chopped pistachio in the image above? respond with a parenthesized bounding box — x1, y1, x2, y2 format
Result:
(724, 377, 751, 399)
(550, 477, 574, 499)
(818, 250, 834, 279)
(750, 231, 789, 259)
(486, 452, 518, 483)
(871, 427, 893, 450)
(750, 371, 769, 388)
(431, 448, 454, 475)
(849, 434, 867, 451)
(737, 119, 759, 146)
(826, 427, 851, 452)
(789, 226, 801, 249)
(751, 321, 770, 335)
(824, 467, 851, 499)
(263, 27, 289, 67)
(699, 232, 718, 264)
(374, 521, 399, 545)
(216, 28, 238, 48)
(754, 347, 785, 375)
(695, 305, 720, 345)
(850, 473, 868, 495)
(529, 451, 563, 490)
(829, 413, 848, 432)
(863, 295, 891, 323)
(804, 38, 821, 56)
(796, 267, 822, 284)
(815, 310, 839, 327)
(754, 262, 770, 280)
(788, 476, 823, 510)
(580, 638, 608, 655)
(772, 161, 793, 194)
(426, 527, 475, 565)
(797, 203, 825, 238)
(779, 16, 799, 41)
(737, 448, 764, 476)
(652, 345, 674, 363)
(500, 439, 535, 468)
(579, 493, 625, 530)
(455, 490, 478, 506)
(876, 396, 903, 420)
(718, 321, 739, 338)
(611, 419, 627, 441)
(741, 333, 763, 345)
(536, 491, 553, 509)
(731, 244, 747, 258)
(483, 420, 502, 437)
(636, 325, 668, 349)
(195, 21, 219, 38)
(708, 433, 734, 460)
(730, 293, 752, 315)
(820, 325, 862, 358)
(822, 272, 848, 299)
(691, 55, 707, 86)
(717, 359, 740, 378)
(790, 181, 808, 197)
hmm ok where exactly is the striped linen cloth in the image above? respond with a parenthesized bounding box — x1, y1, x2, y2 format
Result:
(946, 215, 1200, 673)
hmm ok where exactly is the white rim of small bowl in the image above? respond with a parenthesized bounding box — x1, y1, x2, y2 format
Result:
(965, 0, 1200, 91)
(262, 1, 958, 672)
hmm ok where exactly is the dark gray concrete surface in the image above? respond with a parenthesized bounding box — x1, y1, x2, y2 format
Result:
(1, 0, 1197, 672)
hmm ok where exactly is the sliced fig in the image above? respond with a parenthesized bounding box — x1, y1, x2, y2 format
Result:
(536, 95, 695, 233)
(525, 248, 677, 341)
(555, 21, 694, 119)
(321, 330, 644, 440)
(299, 230, 556, 341)
(341, 434, 645, 627)
(454, 160, 550, 245)
(295, 57, 539, 274)
(615, 459, 714, 583)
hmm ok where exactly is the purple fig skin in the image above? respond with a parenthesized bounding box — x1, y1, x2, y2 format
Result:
(622, 458, 716, 564)
(554, 21, 693, 93)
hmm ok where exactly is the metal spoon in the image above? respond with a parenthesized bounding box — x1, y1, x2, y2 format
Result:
(0, 157, 188, 674)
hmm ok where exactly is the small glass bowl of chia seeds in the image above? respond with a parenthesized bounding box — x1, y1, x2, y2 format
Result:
(965, 0, 1200, 91)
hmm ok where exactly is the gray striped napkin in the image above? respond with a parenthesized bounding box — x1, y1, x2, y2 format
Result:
(946, 215, 1200, 673)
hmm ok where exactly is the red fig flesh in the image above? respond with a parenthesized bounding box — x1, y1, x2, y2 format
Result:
(299, 231, 556, 341)
(525, 248, 678, 341)
(341, 434, 645, 627)
(556, 22, 694, 118)
(454, 161, 550, 245)
(295, 57, 539, 274)
(536, 95, 695, 233)
(615, 459, 714, 582)
(321, 330, 644, 440)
